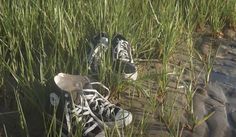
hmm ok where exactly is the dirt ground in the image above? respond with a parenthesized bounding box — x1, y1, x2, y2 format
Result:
(119, 28, 236, 137)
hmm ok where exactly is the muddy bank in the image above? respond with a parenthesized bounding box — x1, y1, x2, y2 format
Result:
(120, 35, 236, 137)
(188, 43, 236, 137)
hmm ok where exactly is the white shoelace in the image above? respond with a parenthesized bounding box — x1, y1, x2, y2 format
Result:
(89, 82, 110, 99)
(83, 89, 116, 119)
(66, 98, 99, 136)
(113, 40, 133, 63)
(66, 82, 112, 135)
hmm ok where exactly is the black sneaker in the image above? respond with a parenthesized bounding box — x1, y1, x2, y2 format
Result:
(82, 83, 133, 128)
(46, 73, 133, 136)
(53, 73, 132, 127)
(112, 34, 138, 80)
(46, 73, 104, 137)
(88, 32, 109, 73)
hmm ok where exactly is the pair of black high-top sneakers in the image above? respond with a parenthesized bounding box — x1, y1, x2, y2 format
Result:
(46, 33, 137, 137)
(88, 33, 137, 80)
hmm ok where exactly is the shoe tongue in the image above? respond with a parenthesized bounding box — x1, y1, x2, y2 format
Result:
(53, 73, 94, 104)
(100, 37, 108, 46)
(89, 99, 119, 120)
(70, 90, 80, 104)
(54, 73, 90, 92)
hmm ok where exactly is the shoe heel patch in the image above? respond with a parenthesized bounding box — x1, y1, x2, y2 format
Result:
(50, 93, 60, 106)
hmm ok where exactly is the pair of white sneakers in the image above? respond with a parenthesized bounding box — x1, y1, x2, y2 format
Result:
(47, 33, 137, 137)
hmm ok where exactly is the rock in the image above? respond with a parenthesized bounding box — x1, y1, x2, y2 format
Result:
(196, 36, 214, 56)
(205, 106, 229, 137)
(207, 82, 227, 105)
(216, 45, 229, 58)
(201, 42, 212, 56)
(223, 28, 236, 40)
(230, 111, 236, 126)
(192, 93, 209, 137)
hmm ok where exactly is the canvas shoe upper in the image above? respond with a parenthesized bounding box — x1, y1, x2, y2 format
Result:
(88, 33, 138, 80)
(112, 34, 138, 80)
(82, 83, 132, 128)
(54, 73, 132, 127)
(47, 73, 104, 137)
(47, 73, 132, 136)
(88, 33, 109, 73)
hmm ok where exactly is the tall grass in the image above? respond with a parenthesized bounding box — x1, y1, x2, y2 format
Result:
(0, 0, 236, 136)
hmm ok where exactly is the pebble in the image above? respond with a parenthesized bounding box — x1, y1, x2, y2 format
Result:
(224, 28, 236, 40)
